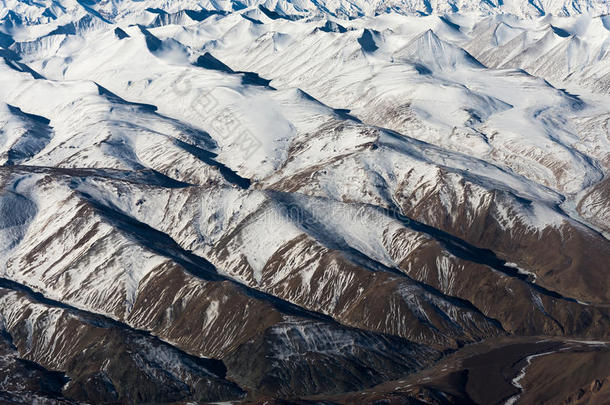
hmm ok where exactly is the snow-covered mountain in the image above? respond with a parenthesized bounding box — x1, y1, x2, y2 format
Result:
(1, 0, 609, 403)
(1, 0, 610, 23)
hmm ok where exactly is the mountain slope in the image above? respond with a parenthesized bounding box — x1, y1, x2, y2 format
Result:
(1, 0, 609, 403)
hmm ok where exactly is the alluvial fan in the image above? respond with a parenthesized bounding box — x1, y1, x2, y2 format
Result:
(0, 0, 609, 403)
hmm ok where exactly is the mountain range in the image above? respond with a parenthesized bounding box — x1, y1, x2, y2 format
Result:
(0, 0, 609, 403)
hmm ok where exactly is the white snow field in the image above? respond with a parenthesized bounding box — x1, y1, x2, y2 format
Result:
(0, 0, 609, 403)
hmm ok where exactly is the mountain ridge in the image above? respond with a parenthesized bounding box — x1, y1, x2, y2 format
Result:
(1, 0, 609, 403)
(1, 0, 610, 27)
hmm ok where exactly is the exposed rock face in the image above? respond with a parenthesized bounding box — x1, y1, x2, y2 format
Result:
(0, 284, 246, 403)
(1, 0, 609, 403)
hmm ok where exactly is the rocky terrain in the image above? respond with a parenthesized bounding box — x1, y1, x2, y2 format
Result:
(0, 0, 609, 403)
